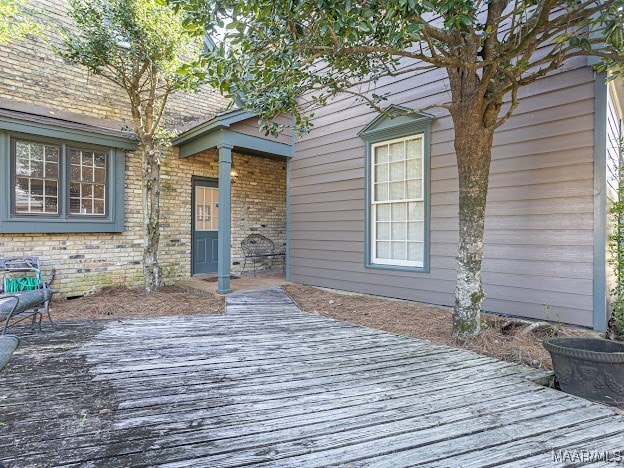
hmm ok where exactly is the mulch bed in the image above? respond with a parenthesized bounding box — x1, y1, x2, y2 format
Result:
(283, 283, 595, 371)
(50, 285, 224, 321)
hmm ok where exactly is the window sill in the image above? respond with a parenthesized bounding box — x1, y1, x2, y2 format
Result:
(365, 262, 429, 274)
(0, 217, 124, 233)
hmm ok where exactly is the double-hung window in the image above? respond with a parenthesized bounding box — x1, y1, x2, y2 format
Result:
(371, 135, 425, 267)
(359, 106, 433, 272)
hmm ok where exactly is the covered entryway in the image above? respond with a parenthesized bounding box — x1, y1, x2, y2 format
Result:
(173, 109, 293, 294)
(191, 177, 219, 275)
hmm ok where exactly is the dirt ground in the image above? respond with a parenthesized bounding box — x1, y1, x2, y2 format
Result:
(45, 282, 597, 371)
(283, 283, 596, 371)
(51, 286, 223, 320)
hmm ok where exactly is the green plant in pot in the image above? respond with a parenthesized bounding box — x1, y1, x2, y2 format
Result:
(544, 139, 624, 409)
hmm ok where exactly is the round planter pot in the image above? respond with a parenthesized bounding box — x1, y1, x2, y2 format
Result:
(543, 337, 624, 408)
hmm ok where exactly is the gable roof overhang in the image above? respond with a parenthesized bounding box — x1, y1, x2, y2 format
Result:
(172, 109, 293, 159)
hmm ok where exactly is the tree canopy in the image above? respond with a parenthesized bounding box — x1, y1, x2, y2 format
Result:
(0, 0, 37, 44)
(171, 0, 624, 134)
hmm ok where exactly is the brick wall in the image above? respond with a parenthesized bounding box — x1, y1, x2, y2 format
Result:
(0, 0, 287, 298)
(0, 0, 229, 125)
(0, 149, 287, 297)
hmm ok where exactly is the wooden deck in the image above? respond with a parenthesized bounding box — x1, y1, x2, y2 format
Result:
(1, 288, 623, 466)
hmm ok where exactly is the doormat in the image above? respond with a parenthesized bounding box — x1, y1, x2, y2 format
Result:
(201, 275, 239, 282)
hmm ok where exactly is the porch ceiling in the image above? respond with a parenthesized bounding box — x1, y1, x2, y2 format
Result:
(172, 109, 293, 159)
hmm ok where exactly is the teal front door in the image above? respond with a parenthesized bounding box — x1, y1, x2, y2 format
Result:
(192, 178, 219, 275)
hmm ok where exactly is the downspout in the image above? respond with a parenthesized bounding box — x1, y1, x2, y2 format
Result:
(593, 71, 608, 332)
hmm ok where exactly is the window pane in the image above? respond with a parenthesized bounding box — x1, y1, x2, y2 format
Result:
(81, 183, 93, 198)
(45, 180, 57, 197)
(30, 195, 43, 213)
(375, 183, 388, 202)
(408, 221, 424, 241)
(30, 178, 44, 197)
(406, 138, 422, 159)
(408, 202, 424, 221)
(389, 181, 404, 200)
(70, 149, 81, 165)
(376, 241, 390, 259)
(81, 199, 93, 214)
(15, 141, 28, 158)
(377, 204, 391, 221)
(82, 166, 94, 182)
(15, 157, 29, 176)
(375, 164, 388, 183)
(93, 184, 105, 199)
(45, 197, 58, 213)
(376, 222, 390, 241)
(406, 179, 422, 199)
(406, 158, 422, 179)
(15, 178, 30, 212)
(70, 197, 81, 213)
(94, 199, 105, 215)
(45, 162, 58, 178)
(94, 168, 106, 183)
(389, 161, 405, 181)
(392, 222, 406, 240)
(45, 146, 59, 163)
(30, 143, 43, 161)
(94, 153, 106, 168)
(82, 152, 93, 166)
(391, 241, 406, 260)
(375, 145, 388, 164)
(30, 159, 43, 178)
(408, 242, 424, 261)
(392, 203, 407, 221)
(389, 142, 403, 161)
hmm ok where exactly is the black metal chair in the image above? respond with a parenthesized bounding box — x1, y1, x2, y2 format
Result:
(240, 234, 286, 276)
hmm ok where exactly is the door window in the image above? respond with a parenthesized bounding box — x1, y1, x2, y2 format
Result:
(195, 186, 218, 231)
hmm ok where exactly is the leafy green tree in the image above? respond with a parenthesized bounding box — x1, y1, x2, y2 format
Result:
(0, 0, 37, 44)
(173, 0, 624, 339)
(59, 0, 206, 293)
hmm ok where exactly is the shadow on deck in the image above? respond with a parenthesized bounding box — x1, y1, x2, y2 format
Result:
(1, 288, 622, 466)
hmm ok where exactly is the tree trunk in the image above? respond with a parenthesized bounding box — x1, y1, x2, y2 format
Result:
(450, 107, 495, 339)
(141, 141, 161, 294)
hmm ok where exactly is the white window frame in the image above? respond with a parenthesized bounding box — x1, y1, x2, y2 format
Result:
(370, 134, 425, 268)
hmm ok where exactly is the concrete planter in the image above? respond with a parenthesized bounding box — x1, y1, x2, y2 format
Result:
(543, 337, 624, 408)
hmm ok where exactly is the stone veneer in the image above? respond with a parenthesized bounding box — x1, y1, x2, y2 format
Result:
(0, 149, 287, 298)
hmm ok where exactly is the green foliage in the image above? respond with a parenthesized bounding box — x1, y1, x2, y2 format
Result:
(609, 149, 624, 341)
(59, 0, 206, 138)
(169, 0, 624, 134)
(0, 0, 38, 44)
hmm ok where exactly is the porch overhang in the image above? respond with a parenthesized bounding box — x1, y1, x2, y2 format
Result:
(172, 110, 293, 159)
(174, 109, 293, 294)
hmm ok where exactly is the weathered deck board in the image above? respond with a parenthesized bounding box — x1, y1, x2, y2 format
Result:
(0, 287, 621, 466)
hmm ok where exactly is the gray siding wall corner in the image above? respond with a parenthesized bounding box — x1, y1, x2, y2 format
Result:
(290, 59, 597, 328)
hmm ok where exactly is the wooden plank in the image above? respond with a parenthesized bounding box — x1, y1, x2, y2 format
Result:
(0, 288, 621, 467)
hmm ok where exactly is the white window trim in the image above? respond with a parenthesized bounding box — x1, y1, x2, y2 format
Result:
(370, 134, 425, 268)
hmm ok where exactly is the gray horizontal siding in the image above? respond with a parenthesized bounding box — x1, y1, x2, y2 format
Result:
(289, 61, 597, 327)
(229, 114, 292, 145)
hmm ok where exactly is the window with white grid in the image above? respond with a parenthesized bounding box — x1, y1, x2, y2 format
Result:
(69, 149, 107, 216)
(13, 140, 60, 214)
(371, 135, 425, 267)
